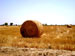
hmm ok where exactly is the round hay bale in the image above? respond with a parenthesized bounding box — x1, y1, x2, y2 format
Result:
(20, 20, 43, 37)
(67, 24, 72, 28)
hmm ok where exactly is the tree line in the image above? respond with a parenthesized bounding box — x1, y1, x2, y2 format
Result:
(0, 22, 73, 26)
(0, 22, 17, 26)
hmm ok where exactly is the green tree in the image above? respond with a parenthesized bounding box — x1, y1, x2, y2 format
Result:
(4, 22, 8, 26)
(10, 23, 13, 26)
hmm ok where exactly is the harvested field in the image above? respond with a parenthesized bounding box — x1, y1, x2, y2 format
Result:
(0, 25, 75, 51)
(0, 47, 75, 56)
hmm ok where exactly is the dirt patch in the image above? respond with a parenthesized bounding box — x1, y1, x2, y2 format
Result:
(0, 47, 75, 56)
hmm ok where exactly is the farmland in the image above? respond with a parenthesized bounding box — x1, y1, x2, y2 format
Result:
(0, 25, 75, 51)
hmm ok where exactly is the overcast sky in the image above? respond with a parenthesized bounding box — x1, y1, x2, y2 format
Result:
(0, 0, 75, 25)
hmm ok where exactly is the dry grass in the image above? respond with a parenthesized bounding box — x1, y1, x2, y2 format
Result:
(0, 25, 75, 50)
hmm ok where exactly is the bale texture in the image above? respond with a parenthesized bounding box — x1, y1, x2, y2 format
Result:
(20, 20, 43, 37)
(67, 24, 72, 28)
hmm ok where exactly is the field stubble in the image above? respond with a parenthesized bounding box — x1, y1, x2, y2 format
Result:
(0, 25, 75, 50)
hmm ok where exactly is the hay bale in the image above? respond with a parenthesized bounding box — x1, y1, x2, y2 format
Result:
(20, 20, 43, 37)
(67, 24, 72, 28)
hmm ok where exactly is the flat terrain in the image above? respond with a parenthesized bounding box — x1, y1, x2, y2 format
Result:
(0, 47, 75, 56)
(0, 25, 75, 50)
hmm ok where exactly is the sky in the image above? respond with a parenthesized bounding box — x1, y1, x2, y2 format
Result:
(0, 0, 75, 25)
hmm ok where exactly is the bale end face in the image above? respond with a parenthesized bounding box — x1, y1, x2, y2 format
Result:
(20, 20, 43, 37)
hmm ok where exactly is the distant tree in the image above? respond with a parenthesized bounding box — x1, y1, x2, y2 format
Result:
(10, 23, 13, 26)
(4, 22, 8, 26)
(42, 24, 45, 26)
(45, 24, 47, 26)
(15, 24, 17, 26)
(43, 24, 47, 26)
(1, 24, 4, 26)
